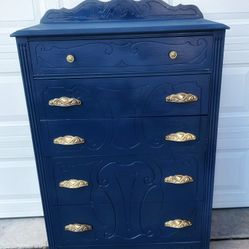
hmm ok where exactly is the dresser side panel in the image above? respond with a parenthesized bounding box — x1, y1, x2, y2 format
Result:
(203, 30, 226, 249)
(16, 37, 55, 249)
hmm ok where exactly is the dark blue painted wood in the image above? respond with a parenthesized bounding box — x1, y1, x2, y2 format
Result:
(202, 30, 226, 249)
(15, 38, 56, 249)
(51, 202, 204, 246)
(35, 74, 210, 119)
(10, 20, 229, 37)
(40, 0, 204, 23)
(40, 116, 208, 157)
(12, 1, 228, 249)
(56, 244, 203, 249)
(30, 35, 213, 76)
(46, 154, 205, 206)
(10, 0, 228, 37)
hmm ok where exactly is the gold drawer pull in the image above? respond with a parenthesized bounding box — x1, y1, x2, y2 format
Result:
(49, 97, 81, 107)
(164, 175, 194, 184)
(53, 135, 85, 145)
(165, 219, 192, 229)
(169, 50, 178, 60)
(66, 54, 75, 63)
(59, 179, 88, 189)
(65, 224, 92, 233)
(166, 93, 198, 103)
(165, 132, 196, 142)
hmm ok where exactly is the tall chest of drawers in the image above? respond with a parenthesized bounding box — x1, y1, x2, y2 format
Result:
(12, 1, 228, 249)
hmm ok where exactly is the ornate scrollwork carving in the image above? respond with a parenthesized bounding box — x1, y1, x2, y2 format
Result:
(65, 224, 93, 232)
(164, 175, 194, 184)
(53, 135, 85, 145)
(165, 132, 196, 142)
(49, 97, 81, 107)
(165, 219, 192, 229)
(59, 179, 89, 189)
(41, 0, 203, 24)
(166, 93, 198, 103)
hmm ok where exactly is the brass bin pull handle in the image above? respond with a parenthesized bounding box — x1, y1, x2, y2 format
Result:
(65, 224, 93, 232)
(164, 175, 194, 184)
(59, 179, 89, 189)
(49, 97, 81, 107)
(165, 219, 192, 229)
(165, 132, 196, 142)
(166, 93, 198, 103)
(53, 135, 85, 145)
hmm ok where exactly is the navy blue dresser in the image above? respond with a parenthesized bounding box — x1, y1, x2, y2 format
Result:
(12, 1, 229, 249)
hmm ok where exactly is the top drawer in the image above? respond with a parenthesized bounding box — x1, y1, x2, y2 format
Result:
(30, 36, 213, 76)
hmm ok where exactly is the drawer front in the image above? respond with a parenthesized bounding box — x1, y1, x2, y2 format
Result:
(30, 36, 213, 76)
(51, 202, 203, 246)
(35, 74, 210, 119)
(45, 154, 205, 206)
(40, 116, 208, 157)
(56, 243, 202, 249)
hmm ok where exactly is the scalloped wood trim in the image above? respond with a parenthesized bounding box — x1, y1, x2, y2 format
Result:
(41, 0, 203, 24)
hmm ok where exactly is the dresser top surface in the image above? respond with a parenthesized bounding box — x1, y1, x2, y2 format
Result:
(11, 0, 229, 37)
(11, 19, 228, 38)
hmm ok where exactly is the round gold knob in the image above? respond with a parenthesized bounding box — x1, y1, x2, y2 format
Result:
(169, 51, 178, 60)
(66, 54, 75, 63)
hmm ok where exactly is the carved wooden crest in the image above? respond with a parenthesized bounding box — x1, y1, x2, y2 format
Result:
(41, 0, 203, 23)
